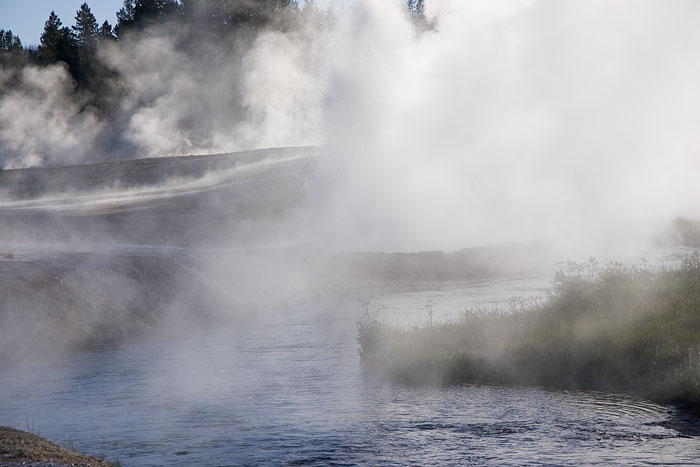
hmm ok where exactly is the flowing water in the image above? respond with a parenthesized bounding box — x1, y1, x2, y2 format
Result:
(1, 250, 699, 466)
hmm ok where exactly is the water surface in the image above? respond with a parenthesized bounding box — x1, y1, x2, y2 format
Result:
(1, 277, 698, 466)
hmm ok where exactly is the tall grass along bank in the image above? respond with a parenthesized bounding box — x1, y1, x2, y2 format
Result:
(358, 254, 700, 415)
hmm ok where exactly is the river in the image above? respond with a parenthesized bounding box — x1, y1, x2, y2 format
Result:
(1, 260, 699, 466)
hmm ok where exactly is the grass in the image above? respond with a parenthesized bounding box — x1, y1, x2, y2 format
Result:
(1, 250, 15, 259)
(0, 425, 115, 466)
(21, 420, 121, 467)
(358, 254, 700, 415)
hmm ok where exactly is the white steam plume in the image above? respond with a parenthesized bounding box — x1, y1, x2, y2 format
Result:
(99, 22, 325, 157)
(308, 0, 700, 256)
(1, 1, 699, 257)
(0, 13, 327, 167)
(0, 64, 104, 168)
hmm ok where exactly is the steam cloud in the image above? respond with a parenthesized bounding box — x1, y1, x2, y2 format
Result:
(1, 0, 699, 255)
(0, 12, 325, 167)
(0, 64, 104, 168)
(100, 25, 325, 157)
(310, 0, 700, 255)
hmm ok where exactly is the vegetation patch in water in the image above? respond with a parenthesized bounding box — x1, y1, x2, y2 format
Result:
(358, 254, 700, 415)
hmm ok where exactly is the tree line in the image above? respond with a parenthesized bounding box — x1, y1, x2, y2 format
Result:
(0, 0, 425, 114)
(2, 1, 311, 90)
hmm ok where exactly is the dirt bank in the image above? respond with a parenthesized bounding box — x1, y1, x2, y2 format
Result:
(0, 426, 109, 466)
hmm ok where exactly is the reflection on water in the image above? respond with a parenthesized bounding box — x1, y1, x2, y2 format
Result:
(1, 279, 699, 466)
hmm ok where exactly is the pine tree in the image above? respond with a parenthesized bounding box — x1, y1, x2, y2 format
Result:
(73, 3, 99, 47)
(0, 29, 22, 52)
(407, 0, 426, 27)
(37, 11, 64, 63)
(115, 0, 181, 38)
(99, 21, 116, 42)
(56, 26, 79, 71)
(37, 11, 80, 80)
(115, 0, 136, 38)
(133, 0, 181, 24)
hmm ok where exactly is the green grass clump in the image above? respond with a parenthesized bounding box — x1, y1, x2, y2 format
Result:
(358, 254, 700, 414)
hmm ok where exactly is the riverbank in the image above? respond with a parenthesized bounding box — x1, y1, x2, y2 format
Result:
(0, 241, 555, 367)
(358, 254, 700, 416)
(0, 426, 112, 466)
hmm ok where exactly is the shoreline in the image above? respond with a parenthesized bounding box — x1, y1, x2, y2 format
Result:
(358, 255, 700, 420)
(0, 426, 113, 466)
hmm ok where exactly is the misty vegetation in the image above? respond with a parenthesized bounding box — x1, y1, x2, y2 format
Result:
(358, 254, 700, 415)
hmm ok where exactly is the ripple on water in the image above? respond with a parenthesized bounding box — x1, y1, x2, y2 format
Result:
(2, 287, 700, 466)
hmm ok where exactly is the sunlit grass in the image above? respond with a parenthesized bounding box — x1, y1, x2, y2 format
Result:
(358, 254, 700, 414)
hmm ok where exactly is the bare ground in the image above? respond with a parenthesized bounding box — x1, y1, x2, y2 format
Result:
(0, 426, 109, 466)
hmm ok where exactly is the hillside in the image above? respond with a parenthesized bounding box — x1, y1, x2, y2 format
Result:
(0, 147, 318, 247)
